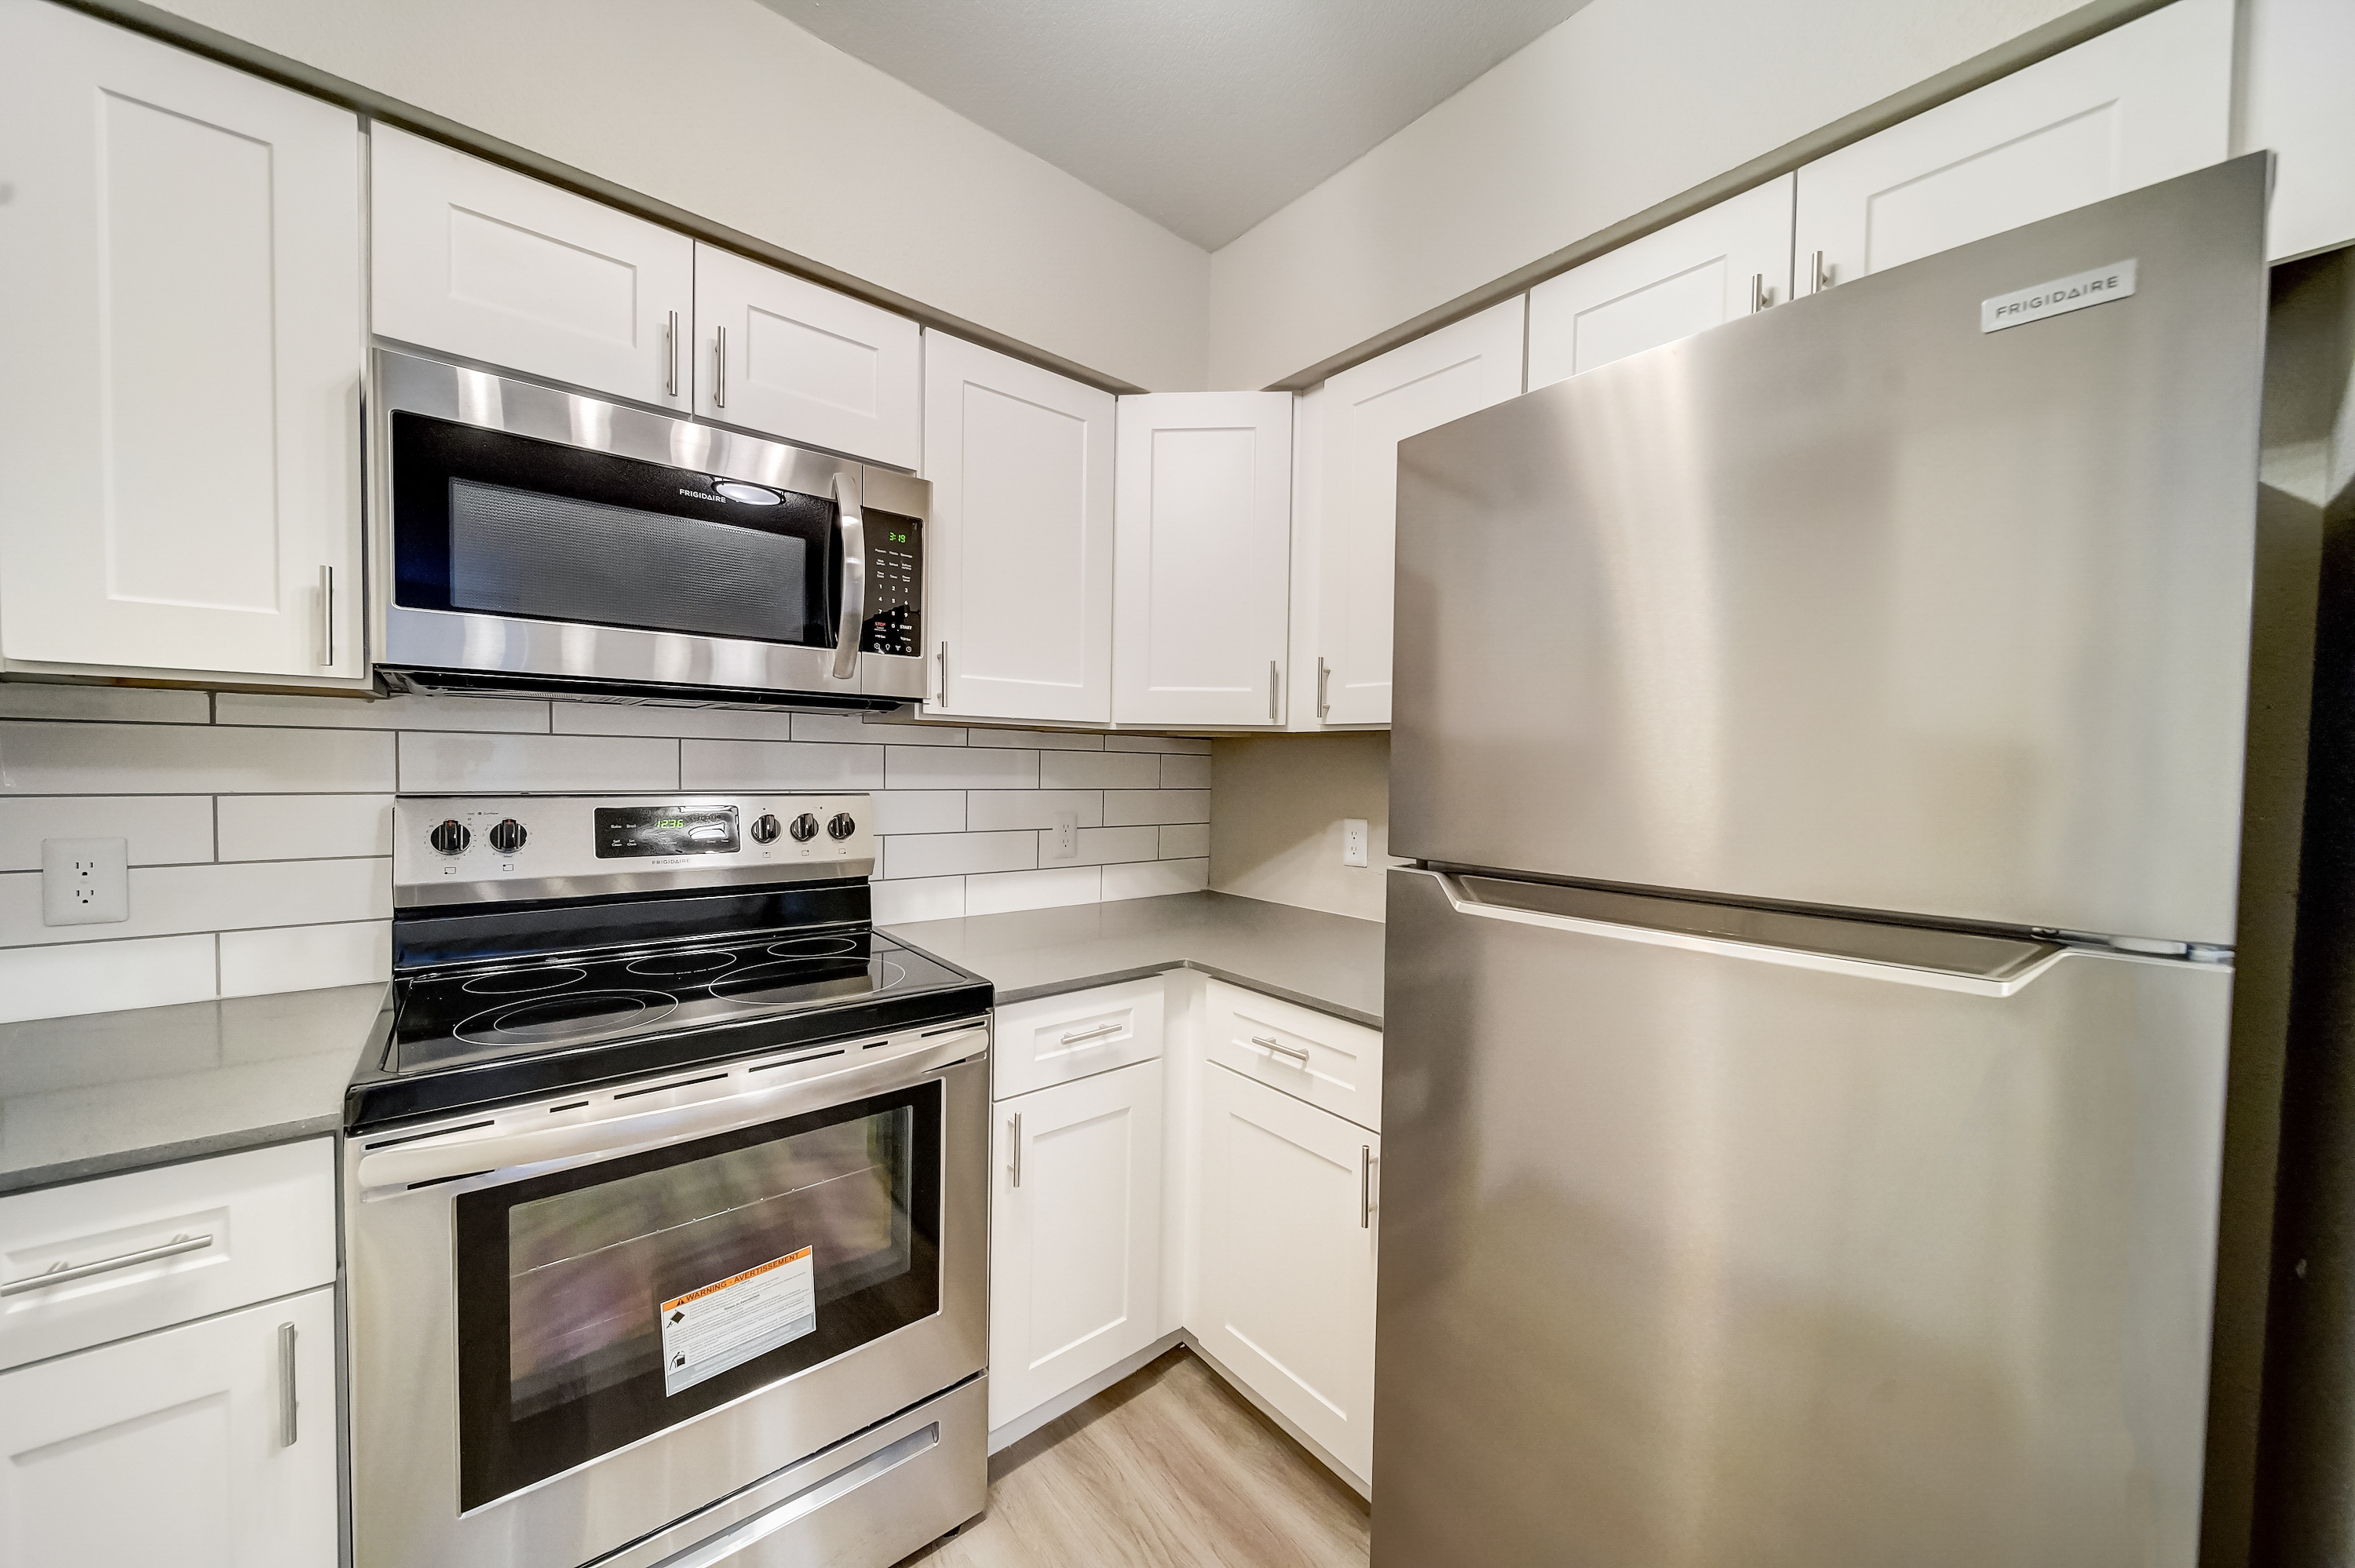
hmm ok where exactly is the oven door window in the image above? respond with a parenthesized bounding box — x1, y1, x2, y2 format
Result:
(452, 1081, 940, 1509)
(391, 410, 840, 647)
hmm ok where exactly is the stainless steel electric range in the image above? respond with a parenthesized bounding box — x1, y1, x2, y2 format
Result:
(344, 792, 991, 1568)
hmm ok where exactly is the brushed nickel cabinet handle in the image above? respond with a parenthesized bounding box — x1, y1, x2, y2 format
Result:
(1010, 1112, 1024, 1187)
(936, 641, 949, 707)
(1749, 272, 1769, 312)
(665, 309, 680, 397)
(1316, 656, 1331, 720)
(1360, 1146, 1374, 1229)
(318, 564, 335, 667)
(714, 324, 728, 408)
(278, 1321, 298, 1446)
(1254, 1034, 1310, 1066)
(1268, 660, 1280, 724)
(2, 1231, 214, 1296)
(1809, 250, 1833, 295)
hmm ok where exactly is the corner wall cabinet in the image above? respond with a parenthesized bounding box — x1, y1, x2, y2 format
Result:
(1113, 392, 1294, 728)
(0, 0, 367, 687)
(922, 332, 1118, 725)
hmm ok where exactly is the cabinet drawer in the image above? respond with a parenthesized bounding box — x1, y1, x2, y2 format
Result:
(1203, 981, 1382, 1132)
(992, 978, 1166, 1100)
(0, 1139, 334, 1371)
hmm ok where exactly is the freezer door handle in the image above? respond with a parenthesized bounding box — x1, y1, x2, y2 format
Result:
(1431, 872, 2075, 997)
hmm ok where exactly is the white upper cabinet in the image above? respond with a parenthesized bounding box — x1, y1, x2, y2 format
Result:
(1794, 0, 2231, 291)
(1114, 392, 1294, 728)
(0, 0, 366, 684)
(923, 332, 1116, 724)
(693, 245, 920, 468)
(2241, 0, 2355, 262)
(371, 126, 692, 410)
(1303, 300, 1523, 729)
(1527, 175, 1794, 391)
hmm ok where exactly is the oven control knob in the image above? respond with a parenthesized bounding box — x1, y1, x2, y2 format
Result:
(827, 812, 857, 841)
(788, 812, 821, 843)
(429, 819, 470, 856)
(487, 819, 527, 854)
(750, 813, 781, 844)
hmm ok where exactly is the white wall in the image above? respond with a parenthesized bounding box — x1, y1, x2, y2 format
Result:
(1210, 733, 1400, 923)
(135, 0, 1212, 392)
(1206, 0, 2090, 390)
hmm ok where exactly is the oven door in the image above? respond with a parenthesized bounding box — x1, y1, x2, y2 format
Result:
(345, 1030, 987, 1568)
(374, 348, 926, 702)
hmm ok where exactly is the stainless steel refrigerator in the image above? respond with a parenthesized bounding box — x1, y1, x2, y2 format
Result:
(1378, 154, 2270, 1566)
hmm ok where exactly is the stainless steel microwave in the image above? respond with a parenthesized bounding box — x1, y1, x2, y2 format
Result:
(371, 347, 927, 707)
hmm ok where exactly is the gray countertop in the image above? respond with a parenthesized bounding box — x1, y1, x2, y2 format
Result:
(884, 891, 1386, 1027)
(0, 983, 387, 1196)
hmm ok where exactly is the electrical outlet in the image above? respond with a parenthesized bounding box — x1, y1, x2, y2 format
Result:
(1048, 810, 1080, 862)
(1342, 819, 1369, 868)
(42, 837, 129, 925)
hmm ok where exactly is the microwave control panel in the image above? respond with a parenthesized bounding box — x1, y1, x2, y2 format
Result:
(861, 509, 923, 658)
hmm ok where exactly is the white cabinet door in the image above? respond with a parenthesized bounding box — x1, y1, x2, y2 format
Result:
(1195, 1064, 1377, 1483)
(1793, 0, 2230, 290)
(0, 0, 364, 683)
(2241, 0, 2355, 262)
(1527, 175, 1794, 391)
(1113, 392, 1293, 727)
(694, 245, 920, 469)
(922, 332, 1116, 724)
(371, 125, 692, 410)
(1308, 300, 1522, 728)
(0, 1286, 336, 1568)
(989, 1061, 1164, 1431)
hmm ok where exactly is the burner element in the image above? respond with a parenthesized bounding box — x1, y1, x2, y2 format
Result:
(625, 949, 741, 979)
(462, 965, 587, 995)
(710, 957, 904, 1007)
(454, 990, 677, 1048)
(766, 935, 864, 958)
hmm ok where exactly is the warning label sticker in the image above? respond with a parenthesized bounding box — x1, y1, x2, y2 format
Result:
(659, 1247, 816, 1396)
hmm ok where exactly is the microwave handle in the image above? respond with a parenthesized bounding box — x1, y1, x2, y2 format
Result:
(831, 473, 866, 681)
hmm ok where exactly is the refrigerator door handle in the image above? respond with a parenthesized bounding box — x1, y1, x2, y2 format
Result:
(1431, 872, 2072, 998)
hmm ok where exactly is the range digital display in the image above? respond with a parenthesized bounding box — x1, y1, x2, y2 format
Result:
(594, 805, 740, 859)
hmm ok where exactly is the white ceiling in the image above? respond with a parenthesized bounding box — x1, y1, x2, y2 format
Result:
(756, 0, 1599, 251)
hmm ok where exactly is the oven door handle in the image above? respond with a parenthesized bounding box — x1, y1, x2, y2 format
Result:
(831, 472, 865, 682)
(354, 1026, 985, 1191)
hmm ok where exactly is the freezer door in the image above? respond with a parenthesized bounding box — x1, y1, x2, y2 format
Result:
(1373, 868, 2230, 1568)
(1392, 156, 2266, 943)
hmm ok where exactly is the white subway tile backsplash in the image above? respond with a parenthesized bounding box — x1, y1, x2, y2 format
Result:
(868, 791, 966, 836)
(1104, 858, 1210, 901)
(0, 934, 217, 1024)
(217, 691, 550, 732)
(872, 875, 966, 925)
(0, 857, 389, 947)
(0, 686, 210, 724)
(966, 866, 1102, 916)
(885, 747, 1039, 789)
(1104, 735, 1212, 753)
(793, 712, 884, 742)
(217, 794, 392, 862)
(964, 727, 1104, 751)
(0, 796, 214, 870)
(864, 720, 968, 746)
(219, 920, 390, 996)
(1157, 823, 1211, 859)
(554, 702, 796, 740)
(681, 740, 885, 790)
(882, 830, 1037, 880)
(1043, 826, 1160, 866)
(0, 722, 395, 794)
(1159, 753, 1213, 789)
(400, 732, 677, 793)
(1104, 789, 1212, 826)
(966, 789, 1104, 831)
(1040, 751, 1159, 789)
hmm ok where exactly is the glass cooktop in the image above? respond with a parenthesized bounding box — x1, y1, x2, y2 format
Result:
(390, 929, 969, 1074)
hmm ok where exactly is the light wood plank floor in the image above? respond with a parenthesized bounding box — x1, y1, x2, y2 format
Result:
(896, 1348, 1371, 1568)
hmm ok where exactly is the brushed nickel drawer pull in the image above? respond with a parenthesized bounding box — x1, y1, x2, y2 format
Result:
(278, 1321, 299, 1446)
(1254, 1035, 1310, 1066)
(2, 1231, 214, 1296)
(1060, 1023, 1121, 1045)
(1010, 1112, 1024, 1187)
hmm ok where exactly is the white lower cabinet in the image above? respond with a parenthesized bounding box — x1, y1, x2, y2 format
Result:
(0, 1285, 338, 1568)
(988, 1059, 1166, 1431)
(1194, 1063, 1378, 1485)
